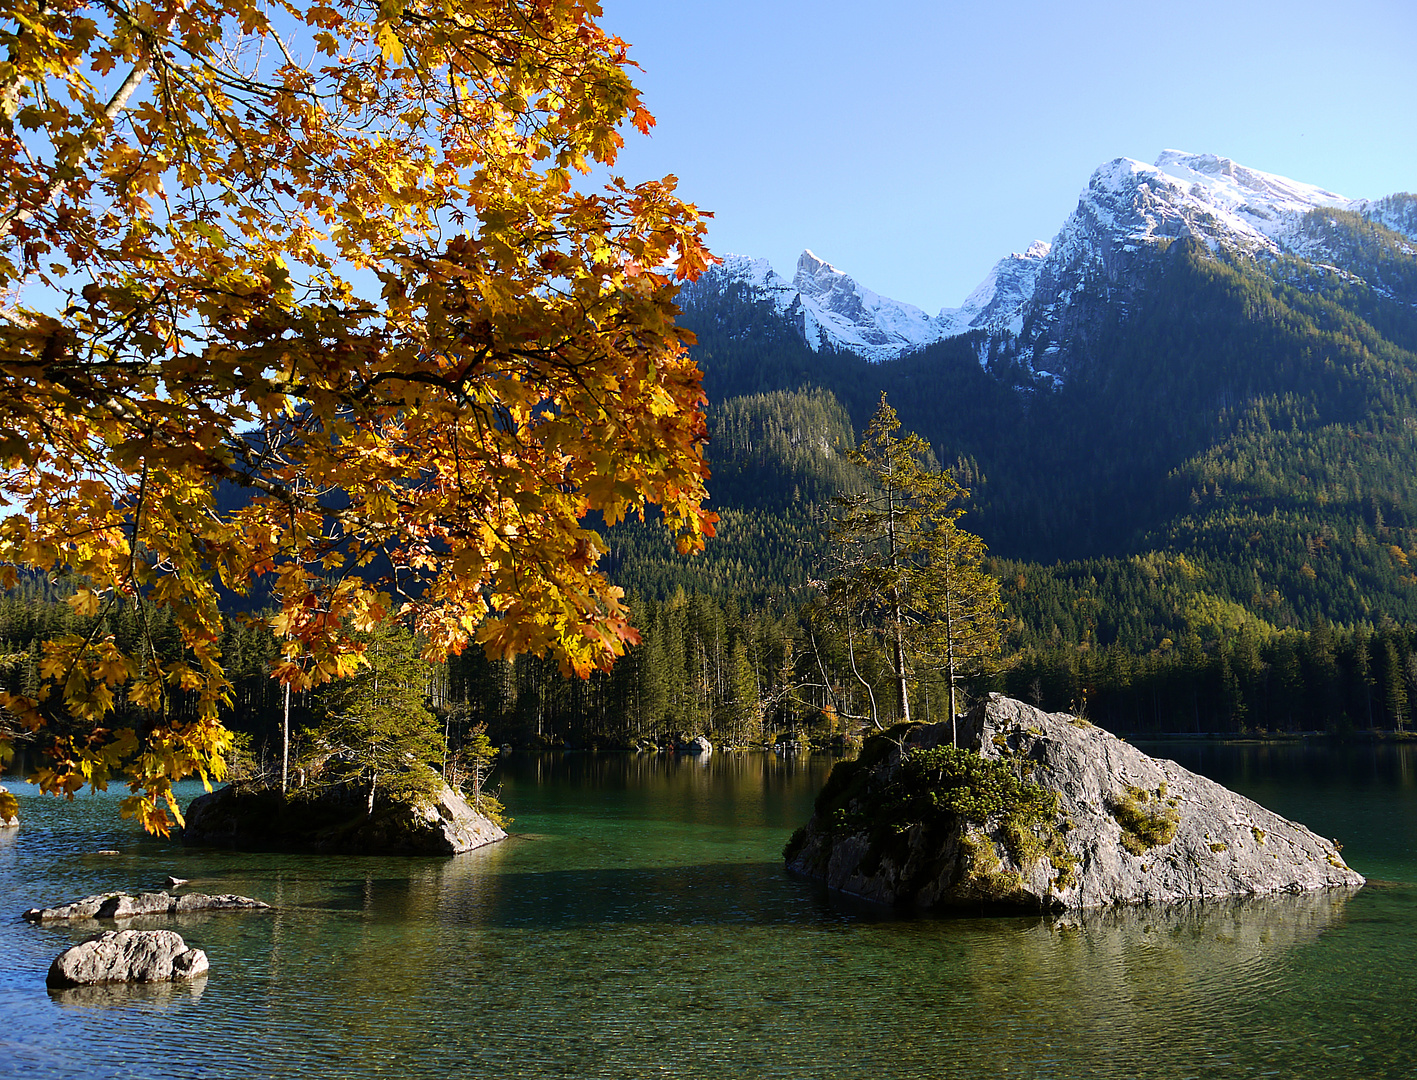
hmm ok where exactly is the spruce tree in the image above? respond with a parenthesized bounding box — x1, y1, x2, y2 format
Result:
(825, 393, 1002, 738)
(305, 621, 445, 814)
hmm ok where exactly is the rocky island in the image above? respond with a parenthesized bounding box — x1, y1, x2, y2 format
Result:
(182, 781, 506, 856)
(785, 694, 1363, 911)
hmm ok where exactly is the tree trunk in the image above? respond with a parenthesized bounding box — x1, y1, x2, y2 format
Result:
(885, 466, 910, 726)
(890, 596, 910, 725)
(945, 575, 957, 745)
(281, 681, 290, 794)
(844, 620, 881, 730)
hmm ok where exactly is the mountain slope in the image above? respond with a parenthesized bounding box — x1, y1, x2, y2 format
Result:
(653, 151, 1417, 646)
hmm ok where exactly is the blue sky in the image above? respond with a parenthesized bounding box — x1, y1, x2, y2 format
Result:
(601, 0, 1417, 311)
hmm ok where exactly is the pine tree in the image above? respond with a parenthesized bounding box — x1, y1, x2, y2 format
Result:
(305, 621, 446, 814)
(1383, 636, 1408, 731)
(825, 394, 1002, 738)
(725, 636, 762, 747)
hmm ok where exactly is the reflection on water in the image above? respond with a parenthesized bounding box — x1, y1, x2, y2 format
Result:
(48, 975, 208, 1012)
(0, 747, 1414, 1079)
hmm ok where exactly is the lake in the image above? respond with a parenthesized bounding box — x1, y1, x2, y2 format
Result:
(2, 740, 1415, 1079)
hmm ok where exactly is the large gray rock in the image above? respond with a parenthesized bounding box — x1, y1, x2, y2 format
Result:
(182, 781, 506, 855)
(677, 735, 713, 756)
(24, 891, 270, 923)
(786, 694, 1364, 911)
(47, 929, 208, 987)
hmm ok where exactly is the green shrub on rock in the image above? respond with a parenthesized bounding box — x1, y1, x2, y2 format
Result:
(809, 732, 1074, 892)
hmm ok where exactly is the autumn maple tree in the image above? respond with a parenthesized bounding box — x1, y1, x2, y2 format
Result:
(0, 0, 715, 831)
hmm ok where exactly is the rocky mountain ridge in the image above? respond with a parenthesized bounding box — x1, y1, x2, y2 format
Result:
(697, 151, 1416, 382)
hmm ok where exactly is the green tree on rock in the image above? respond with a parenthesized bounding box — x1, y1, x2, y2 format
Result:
(825, 394, 1002, 737)
(305, 621, 445, 815)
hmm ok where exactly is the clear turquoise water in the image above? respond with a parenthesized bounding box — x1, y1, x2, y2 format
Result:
(1, 742, 1415, 1079)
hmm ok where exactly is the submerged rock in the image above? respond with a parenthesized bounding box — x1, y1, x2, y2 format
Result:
(786, 694, 1364, 912)
(47, 929, 208, 988)
(24, 891, 270, 923)
(182, 781, 506, 856)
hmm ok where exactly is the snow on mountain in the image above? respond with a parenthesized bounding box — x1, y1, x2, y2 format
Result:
(708, 250, 959, 363)
(1011, 151, 1410, 380)
(702, 152, 1410, 371)
(1154, 150, 1351, 247)
(1039, 151, 1350, 295)
(711, 252, 800, 309)
(791, 251, 950, 361)
(939, 241, 1051, 337)
(1351, 193, 1417, 243)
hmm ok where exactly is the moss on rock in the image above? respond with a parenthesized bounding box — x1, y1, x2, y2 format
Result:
(1107, 784, 1180, 855)
(805, 729, 1074, 901)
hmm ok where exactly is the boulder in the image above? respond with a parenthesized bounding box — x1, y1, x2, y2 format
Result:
(677, 735, 713, 756)
(182, 781, 506, 855)
(786, 694, 1364, 912)
(47, 929, 208, 988)
(24, 891, 270, 922)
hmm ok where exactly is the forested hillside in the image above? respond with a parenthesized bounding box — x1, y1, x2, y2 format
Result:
(577, 208, 1417, 740)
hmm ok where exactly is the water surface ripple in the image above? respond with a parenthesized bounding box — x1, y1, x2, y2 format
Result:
(2, 743, 1415, 1078)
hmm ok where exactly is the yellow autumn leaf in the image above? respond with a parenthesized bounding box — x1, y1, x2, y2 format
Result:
(66, 588, 102, 616)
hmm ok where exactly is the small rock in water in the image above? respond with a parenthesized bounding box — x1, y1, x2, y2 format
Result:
(182, 781, 506, 855)
(47, 929, 208, 987)
(23, 890, 270, 922)
(95, 850, 120, 856)
(164, 876, 189, 888)
(676, 734, 713, 756)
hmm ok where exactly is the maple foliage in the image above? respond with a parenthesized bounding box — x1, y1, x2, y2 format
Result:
(0, 0, 716, 832)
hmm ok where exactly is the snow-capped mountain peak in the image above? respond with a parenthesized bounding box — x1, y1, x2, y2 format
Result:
(703, 249, 953, 363)
(790, 250, 945, 360)
(1061, 152, 1352, 264)
(691, 152, 1410, 375)
(1153, 149, 1349, 245)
